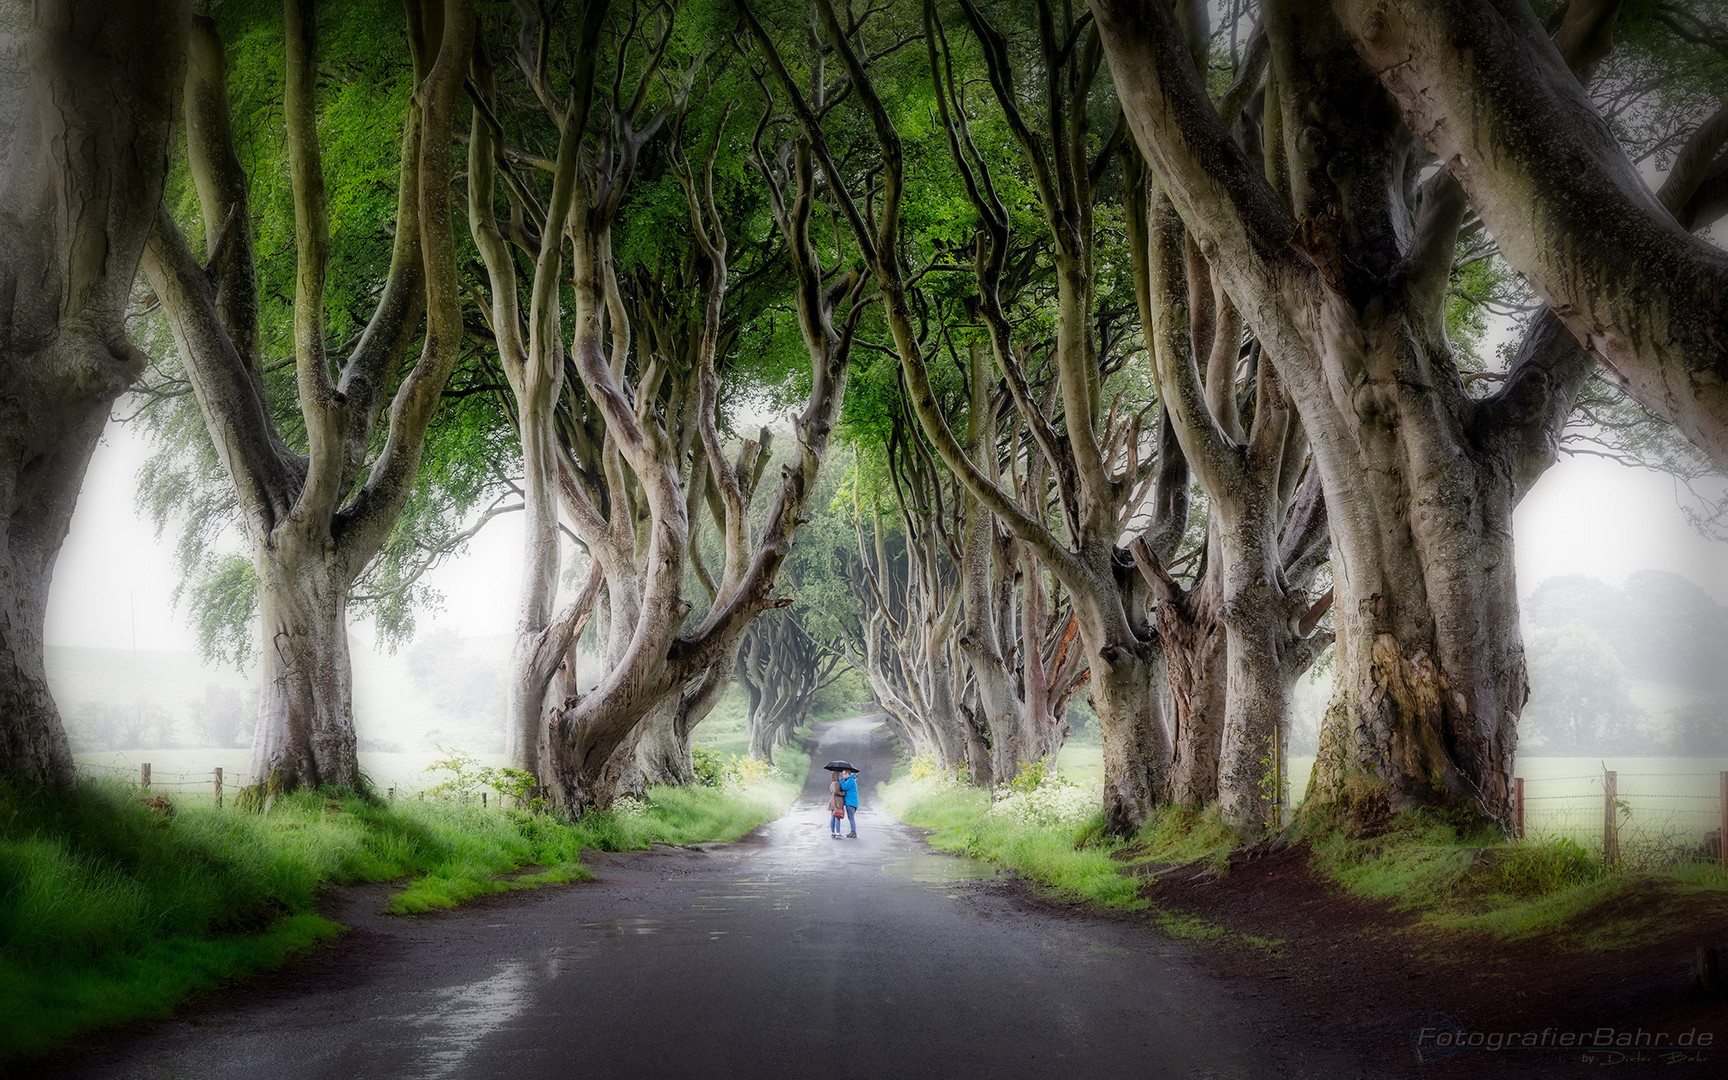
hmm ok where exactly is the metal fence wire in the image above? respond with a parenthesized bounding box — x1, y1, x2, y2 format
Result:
(75, 760, 253, 804)
(73, 759, 1728, 872)
(1519, 769, 1726, 871)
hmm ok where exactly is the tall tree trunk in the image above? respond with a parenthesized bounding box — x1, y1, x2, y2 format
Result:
(0, 0, 190, 789)
(249, 535, 360, 793)
(626, 696, 690, 789)
(1306, 417, 1524, 822)
(146, 0, 475, 799)
(1088, 629, 1168, 834)
(1159, 576, 1226, 809)
(1212, 520, 1293, 834)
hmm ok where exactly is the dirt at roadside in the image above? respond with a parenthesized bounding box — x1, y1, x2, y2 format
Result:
(1115, 843, 1728, 1078)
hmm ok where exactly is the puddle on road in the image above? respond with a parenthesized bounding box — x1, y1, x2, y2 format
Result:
(386, 954, 560, 1079)
(579, 917, 665, 937)
(878, 855, 1001, 883)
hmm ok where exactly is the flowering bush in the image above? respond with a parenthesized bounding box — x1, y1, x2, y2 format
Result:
(988, 776, 1102, 829)
(906, 753, 945, 781)
(722, 755, 774, 789)
(691, 745, 726, 787)
(1007, 759, 1051, 795)
(906, 754, 970, 787)
(610, 793, 650, 819)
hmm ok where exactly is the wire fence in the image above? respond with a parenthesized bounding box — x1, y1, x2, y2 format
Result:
(1518, 768, 1727, 871)
(77, 758, 1728, 871)
(75, 759, 249, 807)
(72, 758, 511, 809)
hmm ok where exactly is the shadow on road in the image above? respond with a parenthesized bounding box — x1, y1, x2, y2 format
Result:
(57, 716, 1356, 1080)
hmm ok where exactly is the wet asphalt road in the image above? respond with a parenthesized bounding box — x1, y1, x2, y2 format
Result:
(53, 717, 1355, 1080)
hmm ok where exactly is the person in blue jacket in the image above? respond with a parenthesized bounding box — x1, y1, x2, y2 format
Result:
(839, 768, 859, 838)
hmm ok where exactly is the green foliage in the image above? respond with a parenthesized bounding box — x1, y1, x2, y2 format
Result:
(0, 766, 801, 1063)
(880, 772, 1142, 908)
(905, 752, 952, 783)
(691, 744, 725, 788)
(134, 0, 517, 664)
(1006, 759, 1051, 795)
(1443, 252, 1514, 366)
(988, 773, 1103, 831)
(421, 746, 542, 810)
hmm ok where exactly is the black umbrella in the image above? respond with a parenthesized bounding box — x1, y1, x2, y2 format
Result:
(823, 760, 858, 772)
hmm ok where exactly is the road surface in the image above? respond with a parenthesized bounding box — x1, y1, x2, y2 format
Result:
(57, 717, 1354, 1079)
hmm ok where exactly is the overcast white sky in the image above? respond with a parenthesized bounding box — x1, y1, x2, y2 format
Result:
(43, 416, 1728, 658)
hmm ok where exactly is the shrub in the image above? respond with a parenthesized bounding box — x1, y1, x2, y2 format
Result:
(989, 775, 1103, 830)
(1007, 759, 1050, 795)
(691, 745, 726, 788)
(723, 754, 774, 789)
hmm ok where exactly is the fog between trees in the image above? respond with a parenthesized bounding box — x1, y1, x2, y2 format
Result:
(4, 0, 1727, 839)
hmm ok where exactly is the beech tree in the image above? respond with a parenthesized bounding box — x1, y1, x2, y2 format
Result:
(466, 1, 608, 781)
(1091, 0, 1728, 826)
(750, 0, 1194, 831)
(1336, 0, 1728, 473)
(0, 0, 191, 789)
(460, 0, 865, 812)
(142, 0, 475, 797)
(737, 608, 844, 762)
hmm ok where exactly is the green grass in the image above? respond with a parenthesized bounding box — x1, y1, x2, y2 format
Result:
(691, 684, 753, 757)
(0, 750, 805, 1064)
(1118, 807, 1241, 867)
(884, 764, 1728, 957)
(881, 775, 1143, 908)
(1298, 807, 1728, 946)
(1055, 744, 1103, 785)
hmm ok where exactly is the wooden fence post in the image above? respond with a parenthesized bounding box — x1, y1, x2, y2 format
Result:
(1513, 777, 1524, 840)
(1604, 768, 1619, 868)
(214, 767, 224, 808)
(1719, 772, 1727, 873)
(481, 791, 488, 809)
(141, 763, 150, 791)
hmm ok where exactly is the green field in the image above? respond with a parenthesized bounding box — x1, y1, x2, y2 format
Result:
(75, 685, 773, 799)
(1059, 742, 1728, 861)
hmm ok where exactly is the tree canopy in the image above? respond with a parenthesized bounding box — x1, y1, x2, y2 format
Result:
(4, 0, 1725, 833)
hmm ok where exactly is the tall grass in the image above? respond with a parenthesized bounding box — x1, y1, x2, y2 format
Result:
(1298, 807, 1727, 944)
(881, 774, 1142, 908)
(883, 762, 1728, 956)
(0, 748, 805, 1064)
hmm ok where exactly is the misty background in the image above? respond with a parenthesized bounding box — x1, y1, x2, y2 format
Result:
(47, 421, 1728, 782)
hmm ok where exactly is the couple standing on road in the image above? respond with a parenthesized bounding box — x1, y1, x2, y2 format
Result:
(828, 766, 859, 839)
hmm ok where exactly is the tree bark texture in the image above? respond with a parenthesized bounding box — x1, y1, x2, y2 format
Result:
(1091, 0, 1614, 827)
(144, 0, 475, 798)
(250, 533, 359, 792)
(1336, 0, 1728, 472)
(0, 0, 190, 789)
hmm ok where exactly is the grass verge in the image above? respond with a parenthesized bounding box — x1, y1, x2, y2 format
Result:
(0, 745, 805, 1063)
(1295, 807, 1728, 947)
(880, 773, 1143, 909)
(882, 762, 1726, 954)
